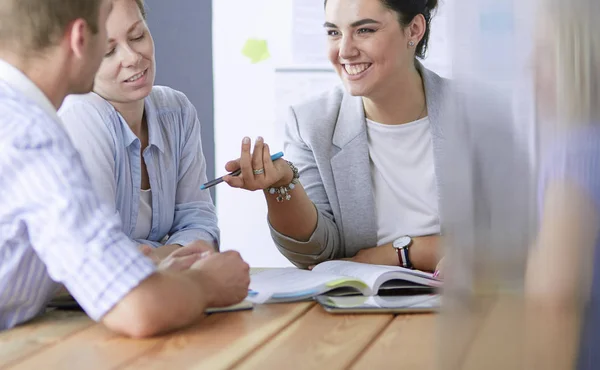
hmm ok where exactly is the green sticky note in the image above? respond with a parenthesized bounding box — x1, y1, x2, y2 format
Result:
(241, 38, 270, 64)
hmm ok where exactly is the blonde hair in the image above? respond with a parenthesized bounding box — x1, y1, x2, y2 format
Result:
(546, 0, 600, 125)
(134, 0, 147, 19)
(0, 0, 103, 53)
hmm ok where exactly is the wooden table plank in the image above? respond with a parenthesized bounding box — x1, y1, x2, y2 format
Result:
(434, 294, 499, 370)
(233, 305, 394, 370)
(351, 314, 437, 370)
(122, 302, 314, 370)
(0, 310, 93, 368)
(6, 320, 161, 370)
(459, 295, 525, 370)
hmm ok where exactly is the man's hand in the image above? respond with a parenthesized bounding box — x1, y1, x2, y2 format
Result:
(139, 240, 217, 271)
(138, 244, 161, 264)
(158, 244, 215, 272)
(191, 251, 250, 307)
(185, 240, 216, 253)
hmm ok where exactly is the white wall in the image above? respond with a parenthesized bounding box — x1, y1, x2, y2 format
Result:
(213, 0, 452, 267)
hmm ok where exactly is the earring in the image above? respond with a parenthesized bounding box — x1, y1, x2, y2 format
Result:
(409, 41, 415, 47)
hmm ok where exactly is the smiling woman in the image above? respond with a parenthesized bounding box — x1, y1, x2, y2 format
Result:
(57, 0, 220, 260)
(94, 0, 155, 107)
(224, 0, 446, 271)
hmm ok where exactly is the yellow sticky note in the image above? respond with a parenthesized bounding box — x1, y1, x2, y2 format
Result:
(241, 38, 270, 64)
(325, 278, 368, 289)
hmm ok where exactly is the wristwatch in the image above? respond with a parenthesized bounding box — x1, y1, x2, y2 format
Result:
(392, 236, 413, 269)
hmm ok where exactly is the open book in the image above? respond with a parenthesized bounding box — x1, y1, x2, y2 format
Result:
(247, 260, 441, 304)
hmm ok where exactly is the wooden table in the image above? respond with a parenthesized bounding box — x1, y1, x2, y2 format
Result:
(0, 302, 437, 370)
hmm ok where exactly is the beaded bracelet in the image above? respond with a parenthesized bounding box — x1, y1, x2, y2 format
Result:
(266, 160, 300, 202)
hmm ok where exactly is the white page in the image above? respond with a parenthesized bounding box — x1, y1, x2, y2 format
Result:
(313, 261, 439, 290)
(249, 268, 355, 302)
(312, 261, 395, 290)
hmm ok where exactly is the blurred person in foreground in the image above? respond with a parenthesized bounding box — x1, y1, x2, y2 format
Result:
(0, 0, 249, 337)
(525, 0, 600, 368)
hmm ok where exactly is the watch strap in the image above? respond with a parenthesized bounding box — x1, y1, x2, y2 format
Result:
(396, 245, 413, 269)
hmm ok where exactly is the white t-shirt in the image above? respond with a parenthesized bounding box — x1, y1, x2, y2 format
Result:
(366, 117, 440, 246)
(132, 189, 153, 240)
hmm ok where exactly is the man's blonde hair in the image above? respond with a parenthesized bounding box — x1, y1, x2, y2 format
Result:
(546, 0, 600, 125)
(0, 0, 103, 53)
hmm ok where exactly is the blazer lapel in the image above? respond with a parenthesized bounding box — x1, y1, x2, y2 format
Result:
(327, 64, 450, 254)
(419, 63, 446, 141)
(330, 93, 378, 255)
(419, 62, 449, 222)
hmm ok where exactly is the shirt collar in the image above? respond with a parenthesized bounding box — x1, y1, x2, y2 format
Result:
(144, 97, 165, 154)
(118, 94, 165, 154)
(0, 58, 60, 122)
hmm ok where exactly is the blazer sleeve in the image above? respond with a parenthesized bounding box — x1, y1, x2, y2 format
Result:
(269, 106, 341, 268)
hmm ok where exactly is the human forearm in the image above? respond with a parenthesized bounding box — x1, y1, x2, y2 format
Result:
(139, 242, 212, 262)
(408, 235, 440, 272)
(349, 235, 440, 272)
(101, 270, 211, 338)
(265, 181, 318, 242)
(151, 244, 182, 260)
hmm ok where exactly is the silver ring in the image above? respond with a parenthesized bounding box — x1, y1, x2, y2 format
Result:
(253, 168, 264, 175)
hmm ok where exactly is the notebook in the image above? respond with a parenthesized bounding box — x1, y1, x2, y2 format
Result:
(247, 260, 441, 304)
(316, 294, 441, 313)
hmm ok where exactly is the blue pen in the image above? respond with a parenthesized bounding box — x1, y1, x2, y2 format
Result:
(200, 151, 284, 190)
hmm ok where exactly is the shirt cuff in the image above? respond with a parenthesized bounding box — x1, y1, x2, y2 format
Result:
(166, 230, 218, 249)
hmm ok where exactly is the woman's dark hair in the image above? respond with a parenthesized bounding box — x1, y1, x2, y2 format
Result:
(324, 0, 438, 59)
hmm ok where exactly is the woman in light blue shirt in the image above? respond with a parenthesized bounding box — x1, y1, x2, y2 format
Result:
(59, 0, 218, 258)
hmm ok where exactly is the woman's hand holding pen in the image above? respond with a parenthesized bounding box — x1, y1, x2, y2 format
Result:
(224, 137, 292, 191)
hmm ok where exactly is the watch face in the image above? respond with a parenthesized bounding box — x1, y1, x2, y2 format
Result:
(393, 236, 411, 249)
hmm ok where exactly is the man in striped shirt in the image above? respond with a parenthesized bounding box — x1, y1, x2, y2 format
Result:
(0, 0, 250, 337)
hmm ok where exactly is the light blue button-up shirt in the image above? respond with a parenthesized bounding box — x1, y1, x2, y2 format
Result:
(59, 87, 219, 248)
(0, 59, 156, 330)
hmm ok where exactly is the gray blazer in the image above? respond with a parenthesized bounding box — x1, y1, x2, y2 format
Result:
(270, 64, 533, 270)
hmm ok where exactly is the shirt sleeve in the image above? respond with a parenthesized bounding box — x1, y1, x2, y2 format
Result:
(13, 126, 156, 322)
(58, 101, 120, 221)
(164, 93, 219, 248)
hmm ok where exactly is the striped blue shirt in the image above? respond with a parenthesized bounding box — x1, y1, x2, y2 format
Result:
(58, 88, 219, 248)
(0, 59, 156, 330)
